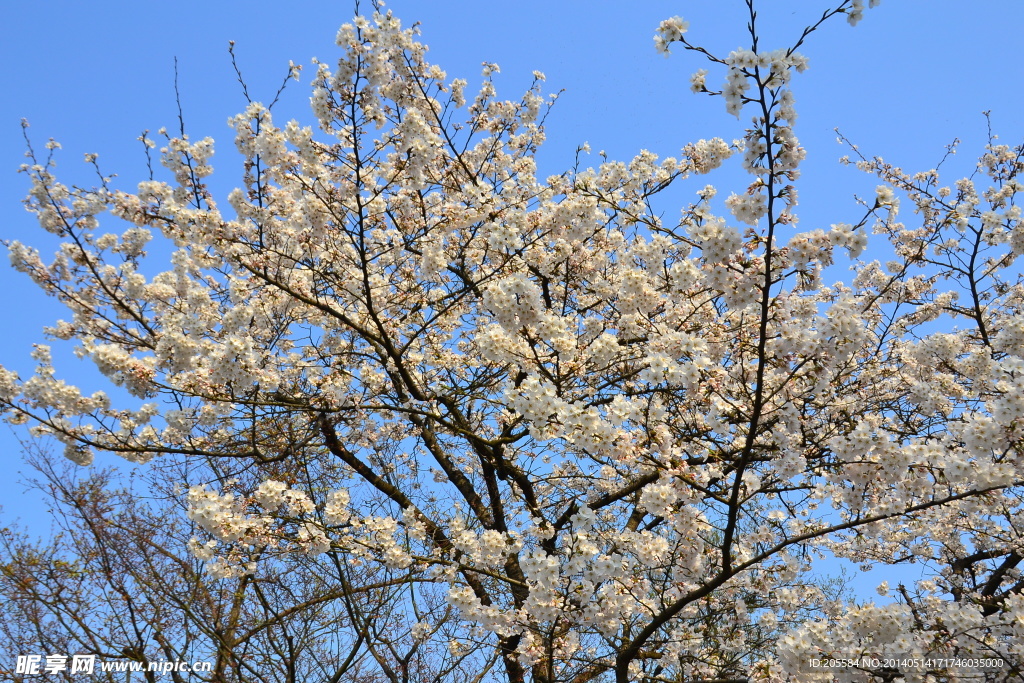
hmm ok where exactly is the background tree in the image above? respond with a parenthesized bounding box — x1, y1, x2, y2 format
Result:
(2, 1, 1023, 681)
(1, 441, 485, 683)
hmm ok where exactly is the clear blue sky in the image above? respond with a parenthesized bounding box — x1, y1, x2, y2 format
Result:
(2, 0, 1022, 600)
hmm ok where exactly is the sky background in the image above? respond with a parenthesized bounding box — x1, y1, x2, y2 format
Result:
(1, 0, 1022, 602)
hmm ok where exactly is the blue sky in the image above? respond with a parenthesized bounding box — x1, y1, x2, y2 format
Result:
(1, 0, 1022, 601)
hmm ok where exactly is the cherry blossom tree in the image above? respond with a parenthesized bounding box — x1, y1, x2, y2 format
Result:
(3, 0, 1024, 681)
